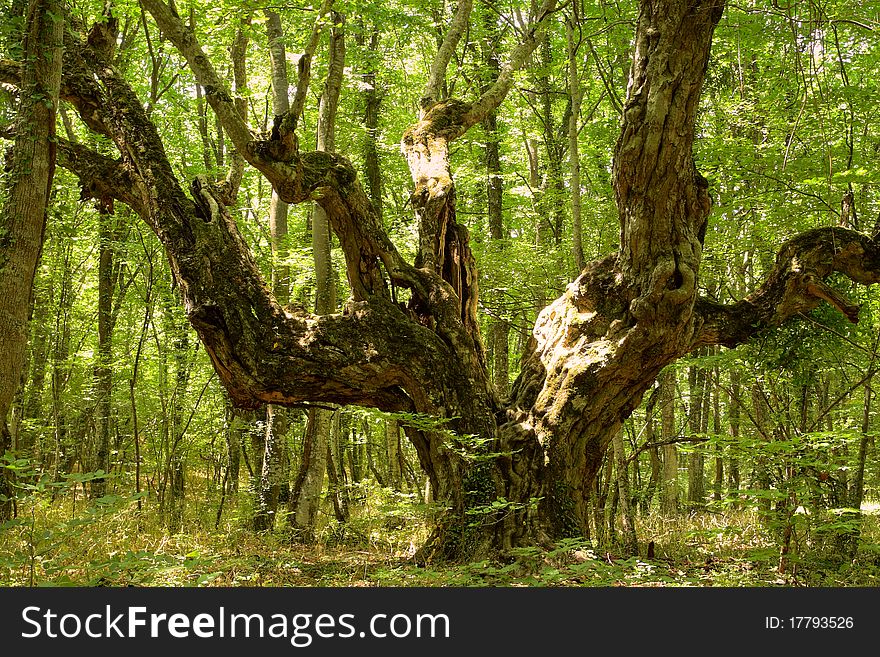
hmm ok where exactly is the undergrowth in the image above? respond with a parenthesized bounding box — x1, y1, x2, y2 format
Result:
(2, 477, 879, 587)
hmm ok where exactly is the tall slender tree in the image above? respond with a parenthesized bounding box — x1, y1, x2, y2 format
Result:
(567, 3, 585, 272)
(480, 0, 510, 397)
(0, 0, 63, 519)
(660, 370, 678, 514)
(289, 12, 345, 540)
(252, 9, 293, 533)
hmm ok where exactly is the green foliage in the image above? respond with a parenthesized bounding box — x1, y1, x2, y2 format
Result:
(4, 0, 880, 587)
(0, 457, 144, 586)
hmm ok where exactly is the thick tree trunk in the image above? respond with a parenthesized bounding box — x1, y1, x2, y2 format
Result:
(0, 0, 63, 520)
(481, 0, 722, 544)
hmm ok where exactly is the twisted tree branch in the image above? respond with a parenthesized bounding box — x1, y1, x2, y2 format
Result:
(694, 228, 880, 348)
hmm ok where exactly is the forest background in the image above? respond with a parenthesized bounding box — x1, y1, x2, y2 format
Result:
(2, 0, 880, 587)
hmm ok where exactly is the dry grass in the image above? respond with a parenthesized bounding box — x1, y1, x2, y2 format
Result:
(3, 488, 880, 587)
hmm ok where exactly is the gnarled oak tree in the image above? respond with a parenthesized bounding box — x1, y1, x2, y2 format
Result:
(5, 0, 880, 558)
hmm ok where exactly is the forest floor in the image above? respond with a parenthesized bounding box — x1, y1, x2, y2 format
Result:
(2, 489, 880, 587)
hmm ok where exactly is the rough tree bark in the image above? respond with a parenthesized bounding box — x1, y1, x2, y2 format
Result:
(0, 0, 63, 521)
(501, 0, 724, 541)
(10, 0, 880, 558)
